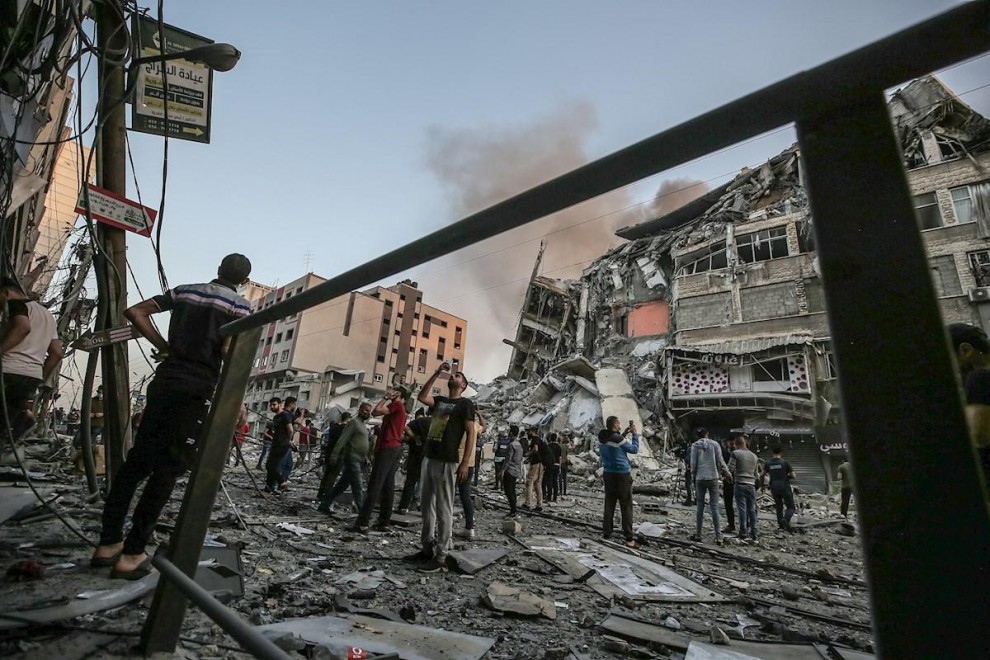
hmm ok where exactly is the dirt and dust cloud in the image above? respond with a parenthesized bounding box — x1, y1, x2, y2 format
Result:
(416, 103, 705, 382)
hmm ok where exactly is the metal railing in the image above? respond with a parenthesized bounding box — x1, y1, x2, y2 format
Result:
(140, 3, 990, 657)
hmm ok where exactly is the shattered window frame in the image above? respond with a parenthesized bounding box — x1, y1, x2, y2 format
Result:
(736, 226, 790, 264)
(914, 192, 943, 230)
(752, 356, 788, 383)
(675, 241, 728, 276)
(968, 250, 990, 287)
(796, 219, 816, 253)
(950, 183, 980, 225)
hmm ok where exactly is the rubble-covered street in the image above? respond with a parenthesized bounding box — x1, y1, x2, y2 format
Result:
(0, 430, 874, 660)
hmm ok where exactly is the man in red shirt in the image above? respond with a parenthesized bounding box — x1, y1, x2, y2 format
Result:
(349, 384, 409, 532)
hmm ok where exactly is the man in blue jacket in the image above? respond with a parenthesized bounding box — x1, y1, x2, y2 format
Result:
(598, 415, 640, 549)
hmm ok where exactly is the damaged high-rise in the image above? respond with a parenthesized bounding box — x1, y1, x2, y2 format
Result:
(502, 75, 990, 492)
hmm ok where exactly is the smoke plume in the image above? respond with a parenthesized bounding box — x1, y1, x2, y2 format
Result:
(417, 104, 707, 382)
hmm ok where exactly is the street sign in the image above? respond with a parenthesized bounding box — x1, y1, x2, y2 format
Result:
(74, 183, 157, 237)
(72, 326, 141, 352)
(130, 16, 214, 144)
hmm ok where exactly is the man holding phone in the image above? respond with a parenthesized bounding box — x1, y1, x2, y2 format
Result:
(597, 415, 640, 549)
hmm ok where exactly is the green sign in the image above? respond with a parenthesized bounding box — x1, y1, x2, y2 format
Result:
(130, 16, 214, 143)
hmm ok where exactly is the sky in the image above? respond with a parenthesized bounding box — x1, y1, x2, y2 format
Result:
(63, 0, 990, 398)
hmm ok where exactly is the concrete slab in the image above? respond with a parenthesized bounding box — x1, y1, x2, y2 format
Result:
(594, 368, 658, 469)
(258, 614, 495, 660)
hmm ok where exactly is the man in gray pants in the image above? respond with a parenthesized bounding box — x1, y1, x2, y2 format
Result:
(689, 428, 730, 545)
(729, 434, 761, 540)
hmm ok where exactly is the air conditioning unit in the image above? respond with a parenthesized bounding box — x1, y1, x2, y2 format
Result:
(968, 288, 990, 302)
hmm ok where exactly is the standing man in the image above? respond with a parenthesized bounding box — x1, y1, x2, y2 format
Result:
(558, 430, 572, 498)
(502, 425, 524, 517)
(764, 446, 797, 531)
(729, 434, 761, 541)
(598, 417, 640, 548)
(89, 385, 105, 446)
(719, 438, 736, 535)
(836, 459, 854, 518)
(264, 396, 296, 493)
(396, 408, 429, 514)
(0, 276, 63, 443)
(350, 385, 409, 532)
(91, 254, 251, 577)
(404, 363, 476, 573)
(493, 426, 513, 491)
(947, 323, 990, 492)
(680, 439, 694, 506)
(546, 432, 562, 503)
(689, 428, 730, 545)
(297, 418, 314, 466)
(472, 416, 486, 487)
(522, 429, 544, 513)
(455, 410, 486, 539)
(320, 402, 373, 514)
(256, 416, 273, 470)
(317, 412, 351, 503)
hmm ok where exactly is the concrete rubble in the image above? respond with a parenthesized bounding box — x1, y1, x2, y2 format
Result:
(0, 429, 875, 659)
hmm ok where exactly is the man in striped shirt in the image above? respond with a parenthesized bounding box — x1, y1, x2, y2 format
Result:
(92, 254, 252, 579)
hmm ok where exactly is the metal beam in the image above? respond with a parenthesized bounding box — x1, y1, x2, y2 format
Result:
(140, 326, 262, 653)
(797, 93, 990, 658)
(150, 555, 291, 660)
(222, 1, 990, 336)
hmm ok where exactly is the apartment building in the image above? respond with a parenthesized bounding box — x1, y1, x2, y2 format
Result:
(243, 277, 467, 420)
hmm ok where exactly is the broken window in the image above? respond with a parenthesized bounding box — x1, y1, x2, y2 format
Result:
(914, 192, 943, 230)
(752, 357, 787, 382)
(454, 326, 463, 349)
(437, 337, 446, 360)
(951, 182, 990, 234)
(373, 373, 383, 383)
(796, 219, 816, 254)
(418, 348, 428, 373)
(736, 226, 789, 264)
(930, 255, 962, 297)
(422, 316, 431, 338)
(968, 250, 990, 287)
(280, 350, 289, 362)
(286, 329, 294, 340)
(676, 241, 728, 276)
(275, 332, 282, 343)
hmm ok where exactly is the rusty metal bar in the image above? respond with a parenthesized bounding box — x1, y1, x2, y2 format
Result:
(797, 93, 990, 658)
(140, 326, 262, 654)
(222, 1, 990, 336)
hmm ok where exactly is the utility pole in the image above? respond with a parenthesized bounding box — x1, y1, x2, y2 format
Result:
(94, 0, 131, 482)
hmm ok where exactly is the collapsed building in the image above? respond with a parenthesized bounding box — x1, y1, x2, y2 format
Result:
(497, 76, 990, 492)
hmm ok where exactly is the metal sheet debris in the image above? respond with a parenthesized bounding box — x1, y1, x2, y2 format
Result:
(529, 537, 726, 603)
(0, 573, 158, 630)
(258, 614, 495, 660)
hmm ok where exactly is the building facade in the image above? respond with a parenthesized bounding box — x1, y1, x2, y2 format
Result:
(244, 277, 467, 421)
(504, 77, 990, 492)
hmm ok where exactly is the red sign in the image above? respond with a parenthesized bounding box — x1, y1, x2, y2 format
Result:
(75, 183, 158, 237)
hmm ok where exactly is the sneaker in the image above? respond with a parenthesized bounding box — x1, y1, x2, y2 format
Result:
(533, 506, 544, 513)
(395, 508, 408, 515)
(372, 521, 389, 532)
(722, 526, 736, 534)
(348, 524, 370, 534)
(689, 534, 702, 542)
(317, 504, 333, 515)
(416, 556, 447, 573)
(454, 528, 475, 540)
(402, 549, 433, 563)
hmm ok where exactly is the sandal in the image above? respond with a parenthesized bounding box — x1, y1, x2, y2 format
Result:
(109, 556, 155, 580)
(90, 552, 121, 568)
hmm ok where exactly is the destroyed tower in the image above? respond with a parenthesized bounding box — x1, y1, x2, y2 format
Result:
(500, 76, 990, 492)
